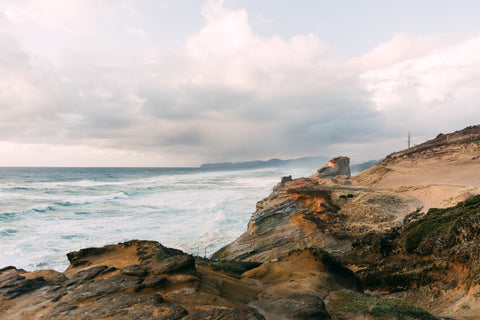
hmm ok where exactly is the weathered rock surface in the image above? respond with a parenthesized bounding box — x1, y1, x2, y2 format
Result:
(4, 127, 480, 319)
(213, 157, 421, 262)
(0, 240, 265, 319)
(343, 195, 480, 319)
(120, 264, 148, 277)
(1, 239, 353, 320)
(150, 254, 196, 275)
(316, 156, 351, 178)
(3, 238, 424, 320)
(261, 293, 331, 320)
(182, 308, 265, 320)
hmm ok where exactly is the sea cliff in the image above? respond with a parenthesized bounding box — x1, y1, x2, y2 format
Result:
(1, 126, 480, 319)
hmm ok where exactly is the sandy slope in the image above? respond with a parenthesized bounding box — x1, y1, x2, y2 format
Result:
(354, 129, 480, 212)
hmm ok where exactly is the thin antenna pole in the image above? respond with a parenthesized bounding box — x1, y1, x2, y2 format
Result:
(408, 131, 411, 149)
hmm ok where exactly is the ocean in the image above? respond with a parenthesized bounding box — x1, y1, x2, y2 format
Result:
(0, 166, 318, 272)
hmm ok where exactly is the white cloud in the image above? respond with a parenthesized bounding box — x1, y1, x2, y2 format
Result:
(124, 24, 146, 37)
(0, 0, 479, 166)
(362, 34, 480, 135)
(2, 0, 103, 35)
(186, 0, 338, 96)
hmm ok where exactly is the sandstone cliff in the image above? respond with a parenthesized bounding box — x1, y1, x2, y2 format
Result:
(354, 125, 480, 211)
(1, 239, 438, 320)
(212, 156, 420, 262)
(2, 126, 480, 319)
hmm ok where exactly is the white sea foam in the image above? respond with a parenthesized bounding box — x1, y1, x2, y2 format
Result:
(0, 166, 318, 271)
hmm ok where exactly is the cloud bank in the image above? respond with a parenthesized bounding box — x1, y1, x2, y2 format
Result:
(0, 0, 479, 166)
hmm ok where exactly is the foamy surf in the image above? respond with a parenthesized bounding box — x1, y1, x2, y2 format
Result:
(0, 166, 318, 271)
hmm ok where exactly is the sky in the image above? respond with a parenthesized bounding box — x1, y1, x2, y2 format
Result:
(0, 0, 480, 166)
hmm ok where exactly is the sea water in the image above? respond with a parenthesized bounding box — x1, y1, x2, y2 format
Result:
(0, 166, 318, 272)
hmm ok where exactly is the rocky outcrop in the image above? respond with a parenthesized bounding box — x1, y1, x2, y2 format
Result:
(0, 240, 265, 320)
(315, 156, 351, 178)
(5, 126, 480, 319)
(0, 238, 434, 320)
(344, 196, 480, 311)
(213, 157, 420, 262)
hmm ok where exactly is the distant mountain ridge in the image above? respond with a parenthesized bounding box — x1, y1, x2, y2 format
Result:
(200, 156, 329, 170)
(200, 157, 380, 173)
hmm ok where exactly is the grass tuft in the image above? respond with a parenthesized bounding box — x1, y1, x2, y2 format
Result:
(328, 290, 437, 320)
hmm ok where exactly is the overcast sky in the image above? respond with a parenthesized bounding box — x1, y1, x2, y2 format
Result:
(1, 0, 479, 166)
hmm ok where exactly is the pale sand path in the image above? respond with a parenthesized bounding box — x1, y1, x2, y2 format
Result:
(354, 157, 480, 212)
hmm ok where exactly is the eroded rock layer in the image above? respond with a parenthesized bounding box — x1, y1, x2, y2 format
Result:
(3, 125, 480, 319)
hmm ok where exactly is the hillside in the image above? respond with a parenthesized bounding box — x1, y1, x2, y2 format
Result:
(354, 125, 480, 211)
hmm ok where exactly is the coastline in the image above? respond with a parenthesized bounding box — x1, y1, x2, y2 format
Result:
(2, 127, 480, 319)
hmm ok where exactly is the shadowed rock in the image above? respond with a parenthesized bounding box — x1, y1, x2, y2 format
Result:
(66, 274, 143, 302)
(49, 294, 187, 320)
(3, 276, 51, 300)
(0, 272, 25, 289)
(183, 308, 265, 320)
(262, 293, 331, 320)
(120, 264, 148, 277)
(63, 266, 108, 287)
(140, 276, 167, 289)
(150, 255, 196, 275)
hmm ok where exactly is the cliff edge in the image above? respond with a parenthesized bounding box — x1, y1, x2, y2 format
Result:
(2, 126, 480, 319)
(354, 125, 480, 212)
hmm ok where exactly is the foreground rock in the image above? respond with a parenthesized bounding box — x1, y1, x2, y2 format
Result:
(0, 239, 435, 320)
(0, 241, 264, 319)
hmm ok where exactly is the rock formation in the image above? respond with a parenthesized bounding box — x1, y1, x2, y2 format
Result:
(2, 125, 480, 319)
(0, 240, 360, 319)
(315, 156, 351, 178)
(213, 156, 420, 262)
(0, 238, 436, 320)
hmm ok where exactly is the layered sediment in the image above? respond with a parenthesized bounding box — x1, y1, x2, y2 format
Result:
(2, 125, 480, 319)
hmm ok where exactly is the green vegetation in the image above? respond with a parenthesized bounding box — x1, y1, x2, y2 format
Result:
(404, 195, 480, 253)
(327, 290, 437, 320)
(210, 245, 231, 261)
(463, 125, 479, 130)
(436, 133, 444, 139)
(195, 257, 261, 278)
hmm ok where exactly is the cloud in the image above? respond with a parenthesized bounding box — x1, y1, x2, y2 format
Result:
(361, 34, 480, 137)
(0, 0, 479, 166)
(2, 0, 103, 35)
(124, 24, 146, 37)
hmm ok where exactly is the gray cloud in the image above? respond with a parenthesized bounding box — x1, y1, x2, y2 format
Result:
(0, 1, 479, 166)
